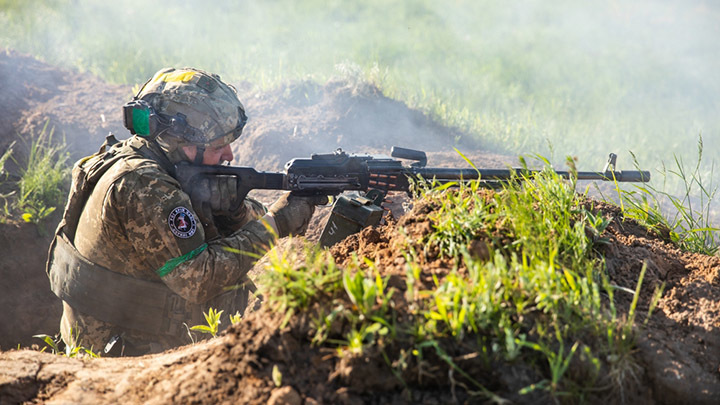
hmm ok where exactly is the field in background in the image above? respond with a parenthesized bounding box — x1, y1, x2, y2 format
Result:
(1, 0, 719, 196)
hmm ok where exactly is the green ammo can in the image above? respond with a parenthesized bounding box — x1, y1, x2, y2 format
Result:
(319, 192, 385, 247)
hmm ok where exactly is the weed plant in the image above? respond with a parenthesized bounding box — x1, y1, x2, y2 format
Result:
(33, 331, 99, 358)
(190, 308, 224, 338)
(1, 122, 70, 226)
(261, 243, 343, 327)
(0, 141, 15, 221)
(0, 141, 13, 179)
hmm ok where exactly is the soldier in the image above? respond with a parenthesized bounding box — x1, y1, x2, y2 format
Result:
(46, 67, 323, 356)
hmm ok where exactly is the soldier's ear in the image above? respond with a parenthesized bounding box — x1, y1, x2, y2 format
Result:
(181, 145, 198, 162)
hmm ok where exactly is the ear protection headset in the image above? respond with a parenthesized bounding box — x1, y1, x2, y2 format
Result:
(122, 98, 248, 143)
(123, 98, 202, 141)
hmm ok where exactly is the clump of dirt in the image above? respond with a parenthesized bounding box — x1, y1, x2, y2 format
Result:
(0, 49, 129, 163)
(329, 197, 720, 403)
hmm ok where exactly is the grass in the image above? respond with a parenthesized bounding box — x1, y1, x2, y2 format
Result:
(15, 122, 70, 224)
(254, 165, 667, 402)
(0, 141, 14, 222)
(605, 136, 720, 255)
(0, 141, 12, 178)
(0, 121, 70, 227)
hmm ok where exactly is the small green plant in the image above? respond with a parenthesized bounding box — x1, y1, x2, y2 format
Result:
(424, 272, 472, 338)
(13, 122, 70, 226)
(334, 321, 389, 356)
(334, 257, 396, 354)
(600, 263, 663, 402)
(33, 333, 63, 353)
(33, 331, 99, 358)
(342, 258, 393, 319)
(0, 141, 15, 223)
(519, 337, 580, 398)
(272, 364, 283, 387)
(229, 310, 243, 324)
(0, 141, 13, 179)
(190, 307, 224, 338)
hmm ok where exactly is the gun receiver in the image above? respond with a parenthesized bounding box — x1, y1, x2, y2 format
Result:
(175, 147, 650, 246)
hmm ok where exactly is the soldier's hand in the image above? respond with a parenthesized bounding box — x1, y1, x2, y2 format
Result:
(267, 192, 328, 238)
(189, 175, 243, 216)
(188, 175, 245, 240)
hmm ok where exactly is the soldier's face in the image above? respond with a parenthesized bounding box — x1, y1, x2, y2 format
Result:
(202, 143, 234, 165)
(182, 143, 234, 165)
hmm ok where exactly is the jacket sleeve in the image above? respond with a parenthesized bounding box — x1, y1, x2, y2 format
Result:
(117, 169, 276, 304)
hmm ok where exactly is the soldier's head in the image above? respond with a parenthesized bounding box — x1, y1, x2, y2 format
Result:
(123, 67, 247, 165)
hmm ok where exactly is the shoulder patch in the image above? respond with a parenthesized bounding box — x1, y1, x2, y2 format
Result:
(168, 206, 197, 238)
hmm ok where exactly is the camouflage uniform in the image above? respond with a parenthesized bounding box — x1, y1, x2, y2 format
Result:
(50, 68, 275, 355)
(57, 135, 272, 354)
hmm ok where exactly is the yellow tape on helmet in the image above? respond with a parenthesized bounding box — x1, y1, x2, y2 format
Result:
(150, 70, 196, 86)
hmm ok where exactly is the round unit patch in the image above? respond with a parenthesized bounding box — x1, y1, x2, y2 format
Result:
(168, 206, 197, 238)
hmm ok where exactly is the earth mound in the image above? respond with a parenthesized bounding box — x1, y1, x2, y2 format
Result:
(232, 78, 500, 171)
(2, 200, 719, 404)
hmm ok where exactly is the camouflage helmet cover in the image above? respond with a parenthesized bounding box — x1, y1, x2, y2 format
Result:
(136, 67, 247, 147)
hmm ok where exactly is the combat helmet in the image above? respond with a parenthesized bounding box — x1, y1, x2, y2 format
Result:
(123, 67, 247, 150)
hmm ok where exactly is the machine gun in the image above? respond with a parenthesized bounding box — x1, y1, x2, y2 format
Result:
(176, 147, 650, 246)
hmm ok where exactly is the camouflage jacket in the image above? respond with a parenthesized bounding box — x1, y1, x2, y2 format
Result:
(57, 136, 273, 354)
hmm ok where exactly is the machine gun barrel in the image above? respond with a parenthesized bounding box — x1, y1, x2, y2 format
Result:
(410, 168, 650, 183)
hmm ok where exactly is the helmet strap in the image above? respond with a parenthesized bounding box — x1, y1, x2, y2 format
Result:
(193, 145, 206, 165)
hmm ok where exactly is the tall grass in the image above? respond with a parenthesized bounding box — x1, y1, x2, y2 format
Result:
(1, 122, 70, 225)
(608, 137, 719, 255)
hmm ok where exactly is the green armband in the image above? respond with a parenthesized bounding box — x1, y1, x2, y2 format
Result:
(155, 243, 208, 277)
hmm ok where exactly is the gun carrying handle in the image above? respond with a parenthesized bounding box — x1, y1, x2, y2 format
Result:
(391, 146, 427, 167)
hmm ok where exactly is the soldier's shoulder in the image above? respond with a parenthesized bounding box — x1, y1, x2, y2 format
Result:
(112, 156, 179, 190)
